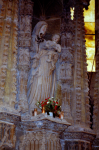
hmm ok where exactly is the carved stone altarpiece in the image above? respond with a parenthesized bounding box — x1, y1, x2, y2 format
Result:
(0, 0, 98, 149)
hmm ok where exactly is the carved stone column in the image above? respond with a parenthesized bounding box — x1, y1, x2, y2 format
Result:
(60, 5, 74, 123)
(73, 1, 90, 127)
(17, 0, 33, 113)
(59, 0, 95, 149)
(0, 0, 19, 111)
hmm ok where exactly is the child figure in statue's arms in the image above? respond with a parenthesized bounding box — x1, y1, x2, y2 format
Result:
(46, 34, 61, 63)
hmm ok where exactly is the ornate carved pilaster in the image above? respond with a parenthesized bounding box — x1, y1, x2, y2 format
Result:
(60, 4, 74, 123)
(0, 0, 19, 110)
(17, 0, 33, 113)
(73, 1, 90, 127)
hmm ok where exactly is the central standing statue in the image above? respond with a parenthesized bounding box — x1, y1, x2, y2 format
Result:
(27, 21, 61, 113)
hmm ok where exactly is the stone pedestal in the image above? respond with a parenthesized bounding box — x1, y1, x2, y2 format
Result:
(0, 112, 96, 150)
(18, 114, 70, 150)
(0, 112, 71, 150)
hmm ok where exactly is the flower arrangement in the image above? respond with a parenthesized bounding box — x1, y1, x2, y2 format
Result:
(36, 97, 61, 116)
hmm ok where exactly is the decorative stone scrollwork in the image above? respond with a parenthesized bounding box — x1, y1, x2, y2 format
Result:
(60, 2, 74, 123)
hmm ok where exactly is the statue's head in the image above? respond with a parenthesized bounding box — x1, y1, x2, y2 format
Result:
(39, 24, 48, 37)
(32, 21, 48, 37)
(52, 34, 60, 43)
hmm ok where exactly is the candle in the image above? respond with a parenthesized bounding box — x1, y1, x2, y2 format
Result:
(42, 106, 45, 114)
(34, 108, 37, 116)
(60, 111, 64, 119)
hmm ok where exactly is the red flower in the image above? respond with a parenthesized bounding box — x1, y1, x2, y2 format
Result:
(55, 105, 57, 110)
(44, 102, 47, 105)
(42, 104, 44, 107)
(56, 102, 58, 104)
(53, 101, 55, 103)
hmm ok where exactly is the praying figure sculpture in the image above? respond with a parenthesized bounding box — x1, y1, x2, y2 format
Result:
(27, 21, 61, 113)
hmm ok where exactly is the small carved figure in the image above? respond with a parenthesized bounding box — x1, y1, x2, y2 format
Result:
(46, 34, 61, 64)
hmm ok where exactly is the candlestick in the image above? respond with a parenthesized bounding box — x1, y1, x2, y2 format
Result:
(42, 106, 45, 113)
(34, 108, 37, 116)
(60, 111, 64, 119)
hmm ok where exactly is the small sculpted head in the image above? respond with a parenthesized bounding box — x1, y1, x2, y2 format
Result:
(52, 34, 60, 43)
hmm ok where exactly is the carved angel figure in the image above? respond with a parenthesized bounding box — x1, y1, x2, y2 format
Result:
(27, 21, 61, 113)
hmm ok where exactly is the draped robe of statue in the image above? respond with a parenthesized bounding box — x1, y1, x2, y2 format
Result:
(27, 21, 61, 112)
